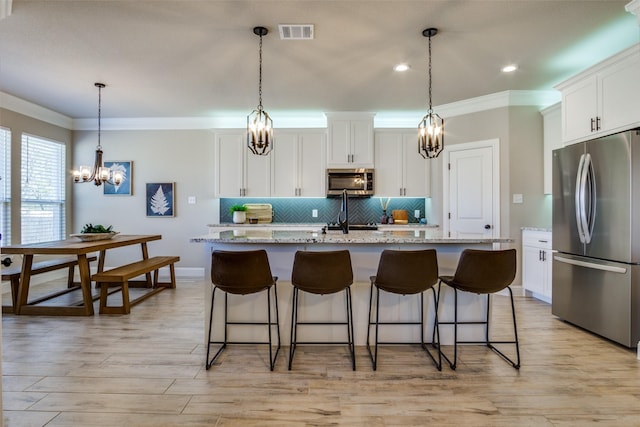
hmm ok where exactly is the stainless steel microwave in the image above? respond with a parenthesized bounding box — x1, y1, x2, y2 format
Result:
(326, 168, 374, 197)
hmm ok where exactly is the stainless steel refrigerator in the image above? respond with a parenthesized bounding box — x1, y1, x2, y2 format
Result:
(552, 128, 640, 348)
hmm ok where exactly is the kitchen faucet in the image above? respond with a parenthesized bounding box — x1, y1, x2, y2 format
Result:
(338, 189, 349, 234)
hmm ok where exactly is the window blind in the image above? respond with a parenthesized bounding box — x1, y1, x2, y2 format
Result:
(0, 127, 10, 244)
(21, 134, 66, 244)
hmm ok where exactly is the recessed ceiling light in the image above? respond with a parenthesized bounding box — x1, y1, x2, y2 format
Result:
(502, 64, 518, 73)
(394, 63, 410, 72)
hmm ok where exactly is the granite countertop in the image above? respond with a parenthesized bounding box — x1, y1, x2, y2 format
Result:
(207, 223, 439, 229)
(521, 227, 552, 232)
(192, 229, 512, 244)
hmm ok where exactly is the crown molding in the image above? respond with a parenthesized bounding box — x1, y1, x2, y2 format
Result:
(3, 89, 559, 131)
(626, 0, 640, 25)
(0, 91, 73, 129)
(0, 0, 12, 20)
(374, 90, 560, 128)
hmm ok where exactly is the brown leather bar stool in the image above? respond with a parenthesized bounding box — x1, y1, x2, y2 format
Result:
(367, 249, 441, 371)
(289, 250, 356, 371)
(436, 248, 520, 370)
(207, 249, 280, 371)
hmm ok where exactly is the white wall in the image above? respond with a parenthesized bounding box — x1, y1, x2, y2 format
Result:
(72, 129, 217, 273)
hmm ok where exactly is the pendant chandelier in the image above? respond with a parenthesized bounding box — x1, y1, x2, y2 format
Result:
(247, 26, 274, 156)
(418, 28, 444, 159)
(72, 82, 122, 186)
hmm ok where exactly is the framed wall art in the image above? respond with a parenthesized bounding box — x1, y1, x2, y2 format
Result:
(146, 182, 175, 217)
(103, 161, 133, 196)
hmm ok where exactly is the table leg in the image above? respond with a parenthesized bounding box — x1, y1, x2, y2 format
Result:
(15, 255, 34, 315)
(77, 254, 95, 316)
(141, 242, 152, 287)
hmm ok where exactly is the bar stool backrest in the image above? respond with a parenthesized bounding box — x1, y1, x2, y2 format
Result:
(291, 250, 353, 295)
(211, 249, 274, 295)
(451, 249, 516, 294)
(374, 249, 438, 295)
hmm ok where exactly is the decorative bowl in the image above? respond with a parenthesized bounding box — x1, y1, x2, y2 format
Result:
(70, 231, 119, 242)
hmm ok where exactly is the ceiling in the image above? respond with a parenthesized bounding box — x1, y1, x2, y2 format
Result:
(0, 0, 639, 122)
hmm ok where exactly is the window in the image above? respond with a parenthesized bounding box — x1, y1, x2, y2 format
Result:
(0, 127, 10, 244)
(21, 134, 66, 244)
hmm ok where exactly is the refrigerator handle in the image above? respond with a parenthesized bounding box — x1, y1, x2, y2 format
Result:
(554, 255, 627, 274)
(575, 153, 587, 243)
(583, 153, 596, 244)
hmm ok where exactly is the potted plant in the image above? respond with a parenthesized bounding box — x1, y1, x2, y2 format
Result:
(229, 204, 248, 224)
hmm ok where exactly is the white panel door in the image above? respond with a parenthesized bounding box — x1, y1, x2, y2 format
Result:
(215, 133, 245, 198)
(374, 132, 403, 196)
(327, 119, 351, 167)
(245, 148, 271, 197)
(351, 119, 374, 167)
(447, 144, 495, 237)
(562, 76, 597, 142)
(299, 132, 326, 197)
(402, 134, 430, 197)
(271, 133, 299, 197)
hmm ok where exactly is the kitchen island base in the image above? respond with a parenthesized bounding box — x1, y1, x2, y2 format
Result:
(192, 230, 514, 348)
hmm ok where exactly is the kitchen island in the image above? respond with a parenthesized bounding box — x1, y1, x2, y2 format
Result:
(191, 228, 514, 346)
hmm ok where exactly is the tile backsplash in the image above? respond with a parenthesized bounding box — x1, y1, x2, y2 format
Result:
(220, 197, 428, 224)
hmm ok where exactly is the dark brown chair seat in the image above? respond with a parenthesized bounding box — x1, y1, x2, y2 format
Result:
(367, 249, 441, 371)
(289, 250, 356, 370)
(207, 250, 280, 371)
(436, 248, 520, 370)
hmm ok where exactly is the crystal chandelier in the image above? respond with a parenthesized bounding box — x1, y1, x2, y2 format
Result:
(418, 28, 444, 159)
(72, 83, 122, 186)
(247, 26, 274, 155)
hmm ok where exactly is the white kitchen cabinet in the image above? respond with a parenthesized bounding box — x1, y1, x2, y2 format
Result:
(326, 113, 375, 167)
(214, 131, 271, 198)
(556, 44, 640, 143)
(522, 229, 552, 303)
(271, 130, 326, 197)
(374, 130, 430, 197)
(541, 103, 562, 194)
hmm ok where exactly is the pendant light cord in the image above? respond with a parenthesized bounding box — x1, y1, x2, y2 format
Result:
(258, 33, 263, 111)
(428, 33, 433, 113)
(97, 84, 102, 150)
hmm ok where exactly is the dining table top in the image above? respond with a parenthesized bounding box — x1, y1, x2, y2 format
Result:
(1, 234, 162, 255)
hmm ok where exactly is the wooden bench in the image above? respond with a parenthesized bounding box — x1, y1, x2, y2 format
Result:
(92, 256, 179, 314)
(2, 256, 98, 314)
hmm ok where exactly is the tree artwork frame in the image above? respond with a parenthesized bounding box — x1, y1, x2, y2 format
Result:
(103, 161, 133, 196)
(146, 182, 175, 217)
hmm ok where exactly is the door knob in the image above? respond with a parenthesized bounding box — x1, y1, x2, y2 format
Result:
(484, 224, 491, 229)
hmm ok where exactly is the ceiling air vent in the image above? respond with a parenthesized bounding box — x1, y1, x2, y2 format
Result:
(278, 24, 314, 40)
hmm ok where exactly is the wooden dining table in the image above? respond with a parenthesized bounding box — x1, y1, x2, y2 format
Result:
(1, 234, 161, 316)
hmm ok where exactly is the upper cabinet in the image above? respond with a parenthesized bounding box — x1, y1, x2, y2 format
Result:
(374, 130, 431, 197)
(214, 131, 271, 198)
(541, 103, 562, 195)
(271, 130, 326, 197)
(556, 44, 640, 144)
(326, 113, 375, 167)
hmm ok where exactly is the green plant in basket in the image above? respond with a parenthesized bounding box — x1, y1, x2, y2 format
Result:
(229, 205, 248, 214)
(81, 223, 113, 233)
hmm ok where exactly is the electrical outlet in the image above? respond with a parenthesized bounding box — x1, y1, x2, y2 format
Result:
(312, 209, 318, 218)
(188, 196, 197, 204)
(512, 193, 523, 204)
(414, 210, 420, 219)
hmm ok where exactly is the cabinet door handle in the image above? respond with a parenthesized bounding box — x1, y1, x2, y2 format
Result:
(539, 250, 543, 261)
(596, 116, 601, 131)
(404, 188, 407, 196)
(542, 251, 546, 262)
(590, 118, 595, 132)
(400, 188, 403, 196)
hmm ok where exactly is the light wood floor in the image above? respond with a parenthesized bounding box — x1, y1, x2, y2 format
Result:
(2, 277, 640, 426)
